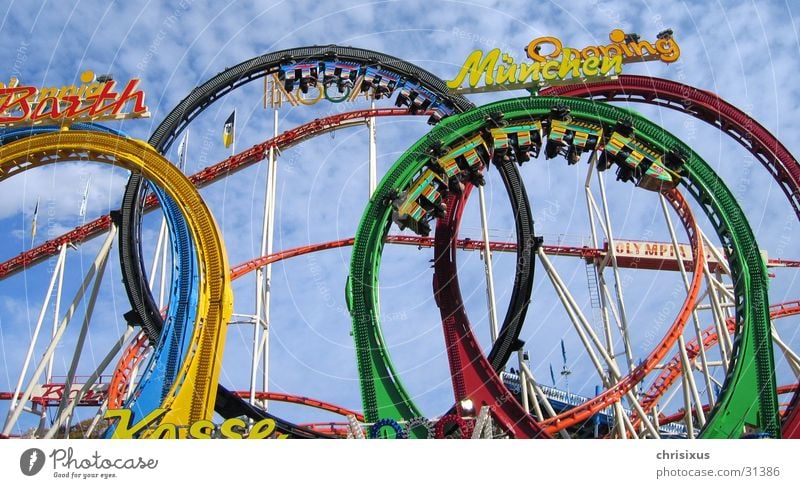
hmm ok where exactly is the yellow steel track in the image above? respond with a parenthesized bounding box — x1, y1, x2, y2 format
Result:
(0, 131, 232, 431)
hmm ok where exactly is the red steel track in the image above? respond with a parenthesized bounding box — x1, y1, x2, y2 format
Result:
(228, 392, 363, 421)
(2, 386, 362, 422)
(433, 185, 550, 438)
(232, 235, 798, 280)
(0, 108, 424, 280)
(107, 332, 149, 409)
(659, 384, 798, 430)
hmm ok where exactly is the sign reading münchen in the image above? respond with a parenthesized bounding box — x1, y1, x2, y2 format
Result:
(447, 29, 680, 90)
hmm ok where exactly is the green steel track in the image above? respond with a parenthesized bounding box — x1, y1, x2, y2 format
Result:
(346, 96, 779, 438)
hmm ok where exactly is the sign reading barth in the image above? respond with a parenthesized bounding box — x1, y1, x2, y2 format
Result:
(0, 70, 149, 127)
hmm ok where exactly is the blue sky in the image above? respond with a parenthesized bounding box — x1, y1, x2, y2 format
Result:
(1, 0, 799, 435)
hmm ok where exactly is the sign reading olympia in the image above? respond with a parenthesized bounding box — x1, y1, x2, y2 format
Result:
(0, 70, 149, 127)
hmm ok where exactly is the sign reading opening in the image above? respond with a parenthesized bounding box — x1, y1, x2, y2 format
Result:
(447, 29, 680, 91)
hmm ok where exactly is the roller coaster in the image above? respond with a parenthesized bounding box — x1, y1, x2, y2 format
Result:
(1, 40, 799, 440)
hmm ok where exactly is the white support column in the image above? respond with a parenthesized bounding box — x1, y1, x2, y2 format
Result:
(478, 185, 500, 343)
(84, 396, 110, 439)
(54, 225, 117, 437)
(368, 99, 377, 196)
(148, 217, 170, 314)
(46, 242, 67, 388)
(620, 408, 640, 439)
(45, 325, 133, 438)
(538, 247, 660, 438)
(517, 350, 532, 416)
(681, 364, 696, 439)
(596, 171, 634, 373)
(676, 335, 706, 428)
(158, 223, 169, 308)
(652, 403, 660, 435)
(658, 194, 715, 407)
(7, 244, 68, 426)
(584, 156, 615, 358)
(660, 382, 683, 412)
(698, 230, 735, 362)
(125, 358, 143, 404)
(251, 109, 279, 410)
(148, 218, 166, 289)
(518, 362, 570, 439)
(772, 325, 800, 377)
(2, 227, 117, 437)
(704, 265, 732, 369)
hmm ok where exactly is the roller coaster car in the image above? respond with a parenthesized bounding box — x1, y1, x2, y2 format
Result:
(545, 118, 603, 165)
(434, 134, 490, 188)
(597, 120, 634, 171)
(427, 100, 456, 125)
(395, 86, 433, 114)
(490, 122, 544, 164)
(279, 64, 318, 93)
(392, 203, 431, 236)
(361, 67, 399, 99)
(321, 62, 358, 93)
(662, 149, 687, 172)
(390, 169, 449, 236)
(604, 131, 682, 192)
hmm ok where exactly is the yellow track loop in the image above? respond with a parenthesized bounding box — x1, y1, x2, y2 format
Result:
(0, 131, 233, 432)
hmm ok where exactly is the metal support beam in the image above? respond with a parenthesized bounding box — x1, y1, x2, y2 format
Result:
(2, 227, 116, 436)
(478, 185, 500, 343)
(44, 325, 133, 438)
(251, 109, 279, 410)
(659, 194, 715, 408)
(6, 244, 68, 427)
(368, 99, 377, 196)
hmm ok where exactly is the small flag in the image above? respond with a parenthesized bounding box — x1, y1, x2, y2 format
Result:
(222, 110, 235, 148)
(561, 339, 568, 365)
(79, 178, 90, 218)
(31, 197, 40, 242)
(549, 363, 556, 385)
(177, 131, 189, 171)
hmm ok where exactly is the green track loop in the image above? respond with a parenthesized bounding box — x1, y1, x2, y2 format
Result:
(347, 96, 779, 438)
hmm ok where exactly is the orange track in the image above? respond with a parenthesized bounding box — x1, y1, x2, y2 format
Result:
(639, 300, 800, 430)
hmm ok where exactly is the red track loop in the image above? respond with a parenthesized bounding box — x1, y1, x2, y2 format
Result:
(433, 186, 550, 439)
(541, 75, 800, 221)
